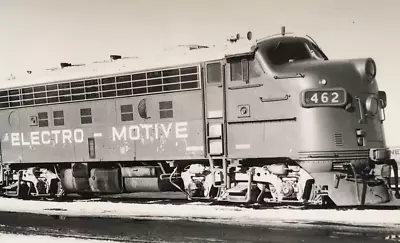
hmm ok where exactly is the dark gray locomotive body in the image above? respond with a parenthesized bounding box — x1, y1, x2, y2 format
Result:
(0, 31, 397, 207)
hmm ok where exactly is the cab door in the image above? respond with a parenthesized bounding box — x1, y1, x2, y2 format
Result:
(224, 54, 297, 158)
(202, 61, 226, 157)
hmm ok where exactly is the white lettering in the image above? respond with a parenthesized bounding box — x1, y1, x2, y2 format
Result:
(112, 127, 126, 141)
(11, 133, 20, 146)
(41, 131, 51, 145)
(161, 123, 173, 138)
(51, 130, 61, 144)
(74, 129, 84, 143)
(154, 123, 159, 139)
(30, 131, 40, 145)
(62, 130, 72, 143)
(128, 125, 140, 140)
(7, 122, 190, 146)
(21, 133, 30, 146)
(176, 122, 188, 138)
(140, 124, 152, 139)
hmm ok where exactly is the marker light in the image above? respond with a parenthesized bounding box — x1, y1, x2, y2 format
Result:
(365, 58, 376, 80)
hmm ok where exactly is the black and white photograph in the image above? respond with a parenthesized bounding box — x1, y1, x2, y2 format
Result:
(1, 0, 400, 242)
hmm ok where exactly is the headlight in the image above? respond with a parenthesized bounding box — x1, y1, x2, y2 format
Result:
(366, 95, 379, 116)
(351, 58, 377, 82)
(365, 58, 376, 80)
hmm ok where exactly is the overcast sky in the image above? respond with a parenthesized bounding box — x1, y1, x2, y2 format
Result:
(1, 0, 400, 146)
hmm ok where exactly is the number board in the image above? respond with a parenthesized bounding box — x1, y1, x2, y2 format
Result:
(301, 88, 347, 107)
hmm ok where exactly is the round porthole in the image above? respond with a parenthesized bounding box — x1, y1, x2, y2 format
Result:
(8, 111, 20, 127)
(138, 98, 148, 119)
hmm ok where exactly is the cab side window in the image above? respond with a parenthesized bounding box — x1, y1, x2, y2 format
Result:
(230, 57, 263, 82)
(230, 61, 242, 81)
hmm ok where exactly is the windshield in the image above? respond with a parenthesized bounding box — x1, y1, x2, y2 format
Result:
(262, 38, 328, 66)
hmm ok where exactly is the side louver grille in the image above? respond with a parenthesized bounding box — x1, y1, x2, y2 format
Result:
(334, 133, 343, 146)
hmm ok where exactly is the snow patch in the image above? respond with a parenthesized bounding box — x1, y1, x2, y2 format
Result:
(0, 198, 400, 227)
(0, 233, 120, 243)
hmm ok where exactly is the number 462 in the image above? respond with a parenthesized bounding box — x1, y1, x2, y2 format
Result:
(310, 92, 339, 103)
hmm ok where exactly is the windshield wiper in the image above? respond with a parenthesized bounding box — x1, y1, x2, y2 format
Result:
(272, 41, 281, 52)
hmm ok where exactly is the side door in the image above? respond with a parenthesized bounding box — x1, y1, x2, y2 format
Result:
(202, 61, 226, 157)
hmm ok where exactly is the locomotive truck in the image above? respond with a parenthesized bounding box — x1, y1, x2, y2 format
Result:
(0, 28, 398, 207)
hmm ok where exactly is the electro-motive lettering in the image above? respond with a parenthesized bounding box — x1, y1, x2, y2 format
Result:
(3, 129, 85, 146)
(2, 122, 189, 146)
(112, 122, 188, 141)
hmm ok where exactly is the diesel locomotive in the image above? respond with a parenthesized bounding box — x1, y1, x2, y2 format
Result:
(0, 28, 398, 206)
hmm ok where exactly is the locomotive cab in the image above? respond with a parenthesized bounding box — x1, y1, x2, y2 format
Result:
(258, 36, 328, 68)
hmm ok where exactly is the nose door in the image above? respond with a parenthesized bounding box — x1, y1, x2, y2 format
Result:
(203, 61, 225, 157)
